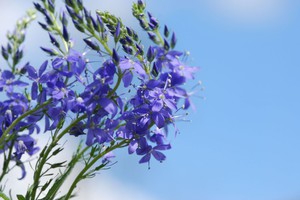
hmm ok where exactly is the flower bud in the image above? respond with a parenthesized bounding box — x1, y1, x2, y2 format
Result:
(34, 3, 46, 14)
(13, 49, 23, 65)
(164, 39, 170, 51)
(137, 0, 145, 9)
(65, 0, 74, 7)
(148, 12, 158, 29)
(138, 18, 149, 30)
(5, 109, 13, 125)
(1, 46, 9, 60)
(136, 43, 144, 55)
(114, 22, 121, 43)
(62, 24, 69, 42)
(147, 32, 158, 43)
(73, 19, 85, 32)
(66, 5, 76, 18)
(83, 39, 100, 51)
(77, 0, 84, 10)
(119, 38, 127, 45)
(122, 45, 134, 55)
(132, 30, 139, 41)
(112, 49, 120, 65)
(97, 15, 105, 32)
(40, 47, 59, 56)
(44, 12, 54, 25)
(147, 46, 155, 62)
(38, 22, 49, 31)
(151, 62, 159, 77)
(7, 43, 12, 54)
(91, 16, 100, 32)
(84, 8, 91, 22)
(49, 33, 60, 48)
(164, 25, 169, 37)
(171, 32, 177, 49)
(126, 27, 133, 36)
(47, 0, 55, 13)
(125, 36, 133, 45)
(60, 11, 68, 26)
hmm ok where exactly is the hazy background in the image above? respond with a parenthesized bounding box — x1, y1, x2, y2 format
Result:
(1, 0, 300, 200)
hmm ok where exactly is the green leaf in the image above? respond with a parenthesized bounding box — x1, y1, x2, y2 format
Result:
(16, 194, 26, 200)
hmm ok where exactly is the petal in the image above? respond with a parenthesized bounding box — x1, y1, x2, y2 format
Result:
(12, 80, 28, 87)
(39, 60, 48, 76)
(154, 144, 171, 151)
(128, 140, 138, 154)
(31, 82, 38, 100)
(122, 71, 133, 87)
(52, 58, 64, 69)
(139, 153, 151, 164)
(86, 129, 94, 146)
(152, 112, 165, 128)
(25, 64, 38, 79)
(2, 70, 14, 79)
(164, 99, 177, 110)
(152, 150, 166, 162)
(18, 162, 26, 180)
(152, 100, 163, 112)
(99, 98, 118, 117)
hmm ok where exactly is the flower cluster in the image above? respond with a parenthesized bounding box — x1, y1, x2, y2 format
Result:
(0, 0, 198, 199)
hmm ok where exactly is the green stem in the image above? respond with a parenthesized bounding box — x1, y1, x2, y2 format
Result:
(84, 25, 112, 55)
(0, 139, 15, 182)
(0, 99, 52, 150)
(154, 29, 164, 45)
(0, 192, 10, 200)
(30, 114, 87, 200)
(64, 139, 129, 200)
(108, 68, 123, 97)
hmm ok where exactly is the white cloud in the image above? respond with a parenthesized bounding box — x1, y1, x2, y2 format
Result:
(207, 0, 289, 24)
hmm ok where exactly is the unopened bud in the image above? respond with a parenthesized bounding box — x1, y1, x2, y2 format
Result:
(83, 39, 100, 51)
(112, 49, 120, 65)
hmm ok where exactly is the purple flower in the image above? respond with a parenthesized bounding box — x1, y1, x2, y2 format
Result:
(25, 61, 48, 100)
(0, 70, 28, 93)
(14, 135, 40, 160)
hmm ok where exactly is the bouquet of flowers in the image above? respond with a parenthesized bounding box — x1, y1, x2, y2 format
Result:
(0, 0, 198, 199)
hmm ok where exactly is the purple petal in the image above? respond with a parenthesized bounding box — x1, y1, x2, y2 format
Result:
(154, 144, 171, 151)
(164, 99, 177, 110)
(128, 140, 138, 154)
(99, 98, 117, 117)
(86, 129, 94, 146)
(139, 153, 151, 164)
(12, 80, 29, 87)
(52, 58, 64, 69)
(122, 71, 133, 87)
(152, 112, 165, 128)
(18, 162, 26, 180)
(2, 70, 14, 79)
(152, 150, 166, 162)
(152, 100, 163, 112)
(39, 61, 48, 76)
(25, 65, 38, 79)
(31, 82, 38, 100)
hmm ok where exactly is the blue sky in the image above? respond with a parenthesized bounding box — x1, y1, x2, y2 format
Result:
(1, 0, 300, 200)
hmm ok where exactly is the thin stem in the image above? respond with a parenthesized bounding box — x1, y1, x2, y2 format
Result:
(0, 192, 10, 200)
(0, 139, 15, 182)
(30, 114, 87, 200)
(108, 68, 123, 97)
(154, 29, 164, 45)
(64, 140, 129, 200)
